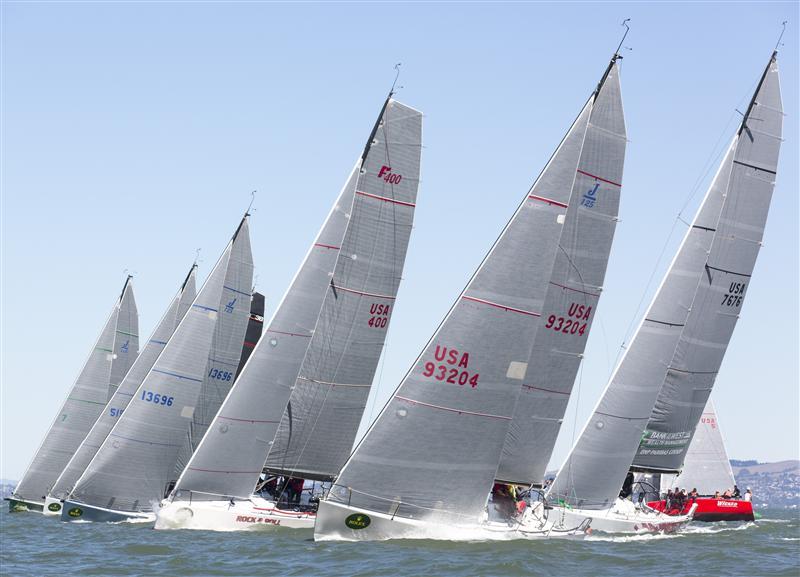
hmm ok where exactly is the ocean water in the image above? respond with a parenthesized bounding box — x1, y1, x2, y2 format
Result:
(1, 508, 798, 577)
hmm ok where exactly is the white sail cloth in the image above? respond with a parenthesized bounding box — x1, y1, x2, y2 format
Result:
(12, 278, 138, 506)
(48, 266, 197, 501)
(660, 398, 736, 494)
(549, 53, 783, 509)
(497, 60, 626, 486)
(323, 60, 625, 526)
(631, 54, 783, 473)
(68, 218, 253, 513)
(265, 100, 423, 481)
(172, 99, 423, 503)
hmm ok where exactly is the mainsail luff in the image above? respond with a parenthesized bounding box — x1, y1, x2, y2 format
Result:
(12, 278, 138, 506)
(48, 265, 197, 501)
(548, 52, 782, 509)
(659, 397, 736, 494)
(171, 162, 361, 500)
(324, 58, 624, 525)
(69, 218, 253, 513)
(497, 56, 626, 485)
(631, 52, 782, 473)
(264, 99, 423, 481)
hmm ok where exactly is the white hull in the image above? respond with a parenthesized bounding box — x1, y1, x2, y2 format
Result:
(314, 500, 591, 542)
(556, 498, 697, 533)
(42, 496, 63, 516)
(155, 495, 315, 531)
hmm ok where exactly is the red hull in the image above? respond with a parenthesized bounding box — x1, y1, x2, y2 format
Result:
(647, 498, 754, 522)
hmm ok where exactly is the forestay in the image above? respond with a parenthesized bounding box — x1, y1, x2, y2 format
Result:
(631, 53, 782, 473)
(326, 60, 623, 524)
(660, 398, 736, 494)
(497, 59, 626, 486)
(172, 162, 360, 500)
(265, 99, 423, 481)
(12, 278, 138, 506)
(549, 52, 782, 509)
(48, 266, 197, 501)
(69, 218, 253, 513)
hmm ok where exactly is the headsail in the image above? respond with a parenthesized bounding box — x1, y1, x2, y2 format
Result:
(660, 397, 736, 494)
(12, 278, 139, 507)
(264, 99, 423, 481)
(170, 161, 360, 501)
(323, 57, 624, 525)
(548, 52, 783, 509)
(48, 265, 197, 501)
(631, 53, 783, 473)
(497, 55, 626, 486)
(68, 217, 254, 513)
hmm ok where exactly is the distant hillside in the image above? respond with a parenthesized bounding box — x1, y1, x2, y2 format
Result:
(731, 460, 799, 509)
(732, 460, 799, 476)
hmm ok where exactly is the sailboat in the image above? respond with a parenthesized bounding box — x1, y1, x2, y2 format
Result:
(546, 49, 783, 533)
(315, 47, 626, 541)
(61, 214, 254, 522)
(41, 264, 198, 516)
(155, 93, 423, 531)
(646, 397, 755, 522)
(7, 277, 138, 513)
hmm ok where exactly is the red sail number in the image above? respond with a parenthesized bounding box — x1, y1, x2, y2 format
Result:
(421, 345, 479, 388)
(544, 302, 592, 336)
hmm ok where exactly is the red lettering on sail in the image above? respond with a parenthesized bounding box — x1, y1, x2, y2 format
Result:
(423, 346, 479, 388)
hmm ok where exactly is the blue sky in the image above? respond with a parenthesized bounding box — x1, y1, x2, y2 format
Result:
(1, 1, 797, 480)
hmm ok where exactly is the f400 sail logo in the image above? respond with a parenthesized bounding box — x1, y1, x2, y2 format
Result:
(344, 513, 371, 530)
(378, 165, 402, 184)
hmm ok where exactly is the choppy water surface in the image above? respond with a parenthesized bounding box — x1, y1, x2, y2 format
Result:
(1, 508, 798, 576)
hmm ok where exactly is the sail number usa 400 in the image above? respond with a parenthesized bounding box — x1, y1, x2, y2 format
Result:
(367, 303, 390, 329)
(422, 345, 479, 388)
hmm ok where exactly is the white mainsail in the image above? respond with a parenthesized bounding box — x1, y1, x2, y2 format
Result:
(65, 217, 254, 519)
(317, 55, 625, 535)
(264, 99, 422, 481)
(496, 59, 626, 486)
(46, 265, 197, 505)
(169, 98, 422, 506)
(630, 53, 783, 474)
(660, 397, 736, 495)
(548, 51, 783, 511)
(10, 277, 138, 510)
